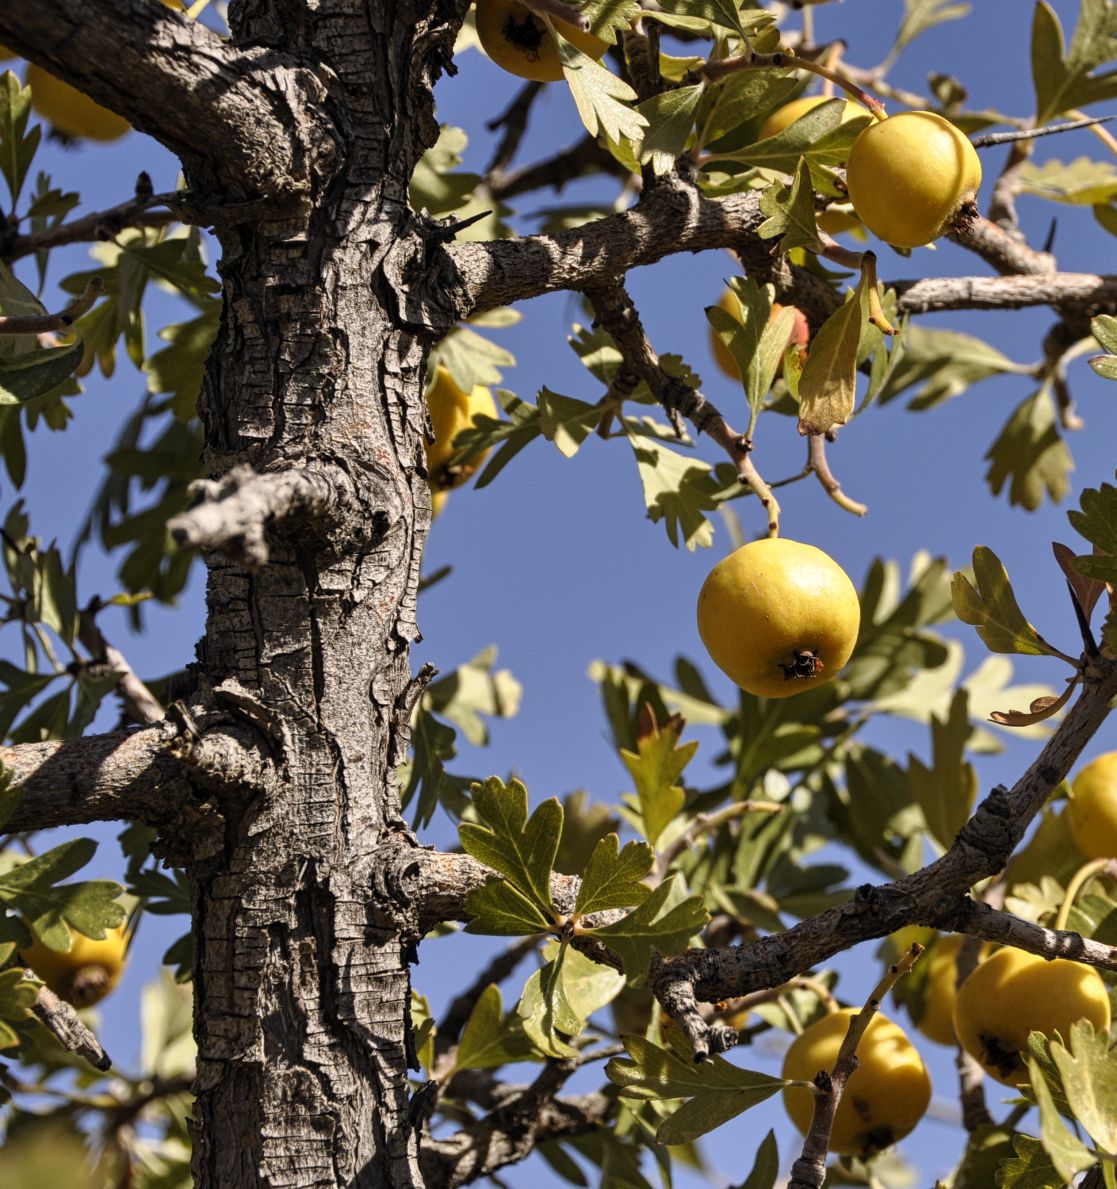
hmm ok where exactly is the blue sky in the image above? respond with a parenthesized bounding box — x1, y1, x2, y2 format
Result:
(4, 1, 1117, 1185)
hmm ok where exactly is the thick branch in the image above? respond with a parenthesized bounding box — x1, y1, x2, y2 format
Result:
(0, 716, 267, 847)
(653, 652, 1117, 1058)
(442, 178, 763, 315)
(0, 0, 333, 201)
(168, 464, 353, 568)
(894, 272, 1117, 315)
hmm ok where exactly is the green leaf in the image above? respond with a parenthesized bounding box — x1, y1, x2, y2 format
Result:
(0, 341, 85, 408)
(952, 546, 1067, 659)
(637, 84, 704, 175)
(573, 834, 652, 918)
(459, 777, 561, 919)
(892, 0, 972, 57)
(586, 875, 707, 978)
(606, 1034, 784, 1144)
(797, 273, 868, 435)
(464, 877, 552, 936)
(520, 942, 625, 1057)
(0, 839, 124, 950)
(1018, 156, 1117, 204)
(146, 306, 220, 420)
(876, 324, 1025, 409)
(433, 324, 516, 392)
(1031, 0, 1117, 121)
(537, 388, 600, 458)
(757, 158, 821, 253)
(425, 646, 521, 746)
(619, 717, 697, 846)
(997, 1134, 1065, 1189)
(627, 436, 720, 552)
(985, 385, 1073, 509)
(0, 966, 37, 1050)
(908, 688, 978, 850)
(1029, 1055, 1096, 1183)
(456, 983, 538, 1071)
(739, 1130, 780, 1189)
(1049, 1019, 1117, 1153)
(0, 71, 39, 206)
(560, 41, 647, 146)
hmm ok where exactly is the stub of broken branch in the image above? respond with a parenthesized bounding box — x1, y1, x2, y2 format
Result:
(168, 463, 350, 568)
(29, 981, 112, 1071)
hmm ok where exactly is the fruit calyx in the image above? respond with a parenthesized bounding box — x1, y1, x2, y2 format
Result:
(502, 10, 546, 55)
(778, 648, 824, 682)
(978, 1031, 1024, 1083)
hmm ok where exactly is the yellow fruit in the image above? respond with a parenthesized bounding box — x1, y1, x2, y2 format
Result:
(431, 489, 449, 519)
(782, 1008, 932, 1157)
(474, 0, 609, 83)
(1067, 751, 1117, 859)
(952, 947, 1110, 1087)
(817, 206, 861, 235)
(708, 291, 810, 382)
(759, 95, 867, 141)
(908, 934, 988, 1047)
(696, 538, 860, 698)
(26, 64, 130, 142)
(845, 110, 981, 248)
(20, 923, 128, 1007)
(425, 365, 497, 490)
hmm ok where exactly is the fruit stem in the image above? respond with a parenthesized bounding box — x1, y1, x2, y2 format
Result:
(1053, 858, 1116, 931)
(817, 244, 896, 336)
(517, 0, 591, 33)
(737, 441, 781, 537)
(697, 49, 886, 121)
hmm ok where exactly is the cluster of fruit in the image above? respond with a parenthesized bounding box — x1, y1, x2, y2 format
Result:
(778, 752, 1117, 1158)
(473, 0, 981, 249)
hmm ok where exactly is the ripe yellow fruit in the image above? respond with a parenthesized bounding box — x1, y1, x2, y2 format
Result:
(817, 206, 861, 236)
(425, 366, 497, 491)
(845, 110, 981, 248)
(782, 1008, 932, 1157)
(708, 290, 810, 382)
(907, 934, 988, 1047)
(26, 64, 130, 142)
(474, 0, 609, 83)
(1067, 751, 1117, 859)
(952, 947, 1111, 1086)
(20, 923, 128, 1007)
(696, 538, 859, 698)
(759, 95, 867, 141)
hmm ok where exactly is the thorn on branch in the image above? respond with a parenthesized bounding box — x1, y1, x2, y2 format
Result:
(168, 463, 349, 569)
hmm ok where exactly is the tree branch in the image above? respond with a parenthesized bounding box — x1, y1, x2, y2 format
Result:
(421, 1060, 612, 1189)
(652, 651, 1117, 1059)
(893, 271, 1117, 315)
(442, 177, 764, 315)
(78, 602, 165, 726)
(2, 185, 185, 261)
(0, 714, 270, 852)
(28, 982, 112, 1071)
(0, 0, 334, 202)
(168, 463, 355, 568)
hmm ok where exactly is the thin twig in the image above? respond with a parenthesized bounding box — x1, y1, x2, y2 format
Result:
(787, 946, 922, 1189)
(651, 800, 784, 882)
(970, 114, 1117, 148)
(3, 190, 185, 260)
(0, 278, 104, 335)
(484, 82, 543, 185)
(806, 433, 867, 517)
(78, 600, 165, 725)
(585, 278, 783, 536)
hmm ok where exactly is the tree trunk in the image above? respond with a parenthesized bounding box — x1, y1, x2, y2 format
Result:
(184, 3, 458, 1183)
